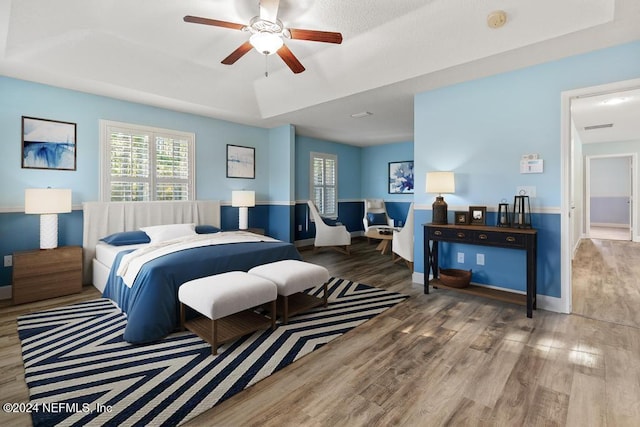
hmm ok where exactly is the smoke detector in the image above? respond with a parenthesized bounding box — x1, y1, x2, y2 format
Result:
(487, 10, 507, 29)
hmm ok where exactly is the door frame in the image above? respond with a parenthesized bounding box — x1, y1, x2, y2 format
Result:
(561, 77, 640, 315)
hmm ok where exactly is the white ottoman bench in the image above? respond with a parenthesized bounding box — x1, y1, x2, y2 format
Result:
(178, 271, 277, 355)
(248, 260, 330, 324)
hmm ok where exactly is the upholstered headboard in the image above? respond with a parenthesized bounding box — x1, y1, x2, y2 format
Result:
(81, 200, 221, 284)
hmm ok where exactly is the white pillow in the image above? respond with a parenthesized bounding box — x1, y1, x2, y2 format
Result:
(140, 223, 196, 243)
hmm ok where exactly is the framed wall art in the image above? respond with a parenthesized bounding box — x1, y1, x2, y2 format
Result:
(469, 206, 487, 225)
(226, 144, 255, 179)
(388, 160, 414, 194)
(22, 116, 77, 170)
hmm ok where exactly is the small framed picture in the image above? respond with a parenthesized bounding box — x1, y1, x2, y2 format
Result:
(469, 206, 487, 225)
(454, 211, 469, 225)
(227, 144, 255, 179)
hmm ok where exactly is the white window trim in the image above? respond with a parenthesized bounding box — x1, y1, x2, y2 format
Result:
(309, 151, 338, 219)
(99, 120, 196, 202)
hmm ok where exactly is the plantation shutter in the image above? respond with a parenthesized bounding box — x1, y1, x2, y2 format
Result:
(109, 129, 151, 201)
(155, 135, 190, 200)
(101, 121, 194, 202)
(310, 152, 338, 217)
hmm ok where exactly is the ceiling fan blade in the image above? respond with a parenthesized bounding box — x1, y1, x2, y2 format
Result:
(183, 15, 245, 31)
(288, 28, 343, 44)
(221, 41, 254, 65)
(277, 45, 305, 74)
(259, 0, 280, 23)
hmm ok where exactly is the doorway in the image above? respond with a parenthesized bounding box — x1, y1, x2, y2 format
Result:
(560, 77, 640, 315)
(585, 154, 633, 241)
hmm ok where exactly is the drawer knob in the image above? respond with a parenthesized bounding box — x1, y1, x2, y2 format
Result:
(457, 232, 465, 238)
(434, 230, 442, 236)
(506, 236, 516, 242)
(478, 234, 488, 240)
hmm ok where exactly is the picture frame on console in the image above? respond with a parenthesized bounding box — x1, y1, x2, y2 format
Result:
(454, 211, 469, 225)
(469, 206, 487, 225)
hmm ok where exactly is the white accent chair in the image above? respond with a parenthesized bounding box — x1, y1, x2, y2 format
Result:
(307, 201, 351, 254)
(392, 203, 414, 270)
(363, 199, 394, 232)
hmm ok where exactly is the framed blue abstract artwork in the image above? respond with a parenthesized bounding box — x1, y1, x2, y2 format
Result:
(389, 161, 414, 194)
(226, 144, 255, 179)
(22, 116, 76, 170)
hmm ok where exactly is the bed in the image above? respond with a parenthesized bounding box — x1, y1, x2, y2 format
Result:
(82, 201, 302, 344)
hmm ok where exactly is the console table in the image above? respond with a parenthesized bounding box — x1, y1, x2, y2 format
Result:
(423, 223, 537, 318)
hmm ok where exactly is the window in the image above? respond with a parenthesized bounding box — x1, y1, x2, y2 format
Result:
(310, 152, 338, 217)
(100, 120, 195, 201)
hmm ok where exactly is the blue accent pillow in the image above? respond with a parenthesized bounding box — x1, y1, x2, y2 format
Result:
(367, 212, 387, 226)
(195, 225, 221, 234)
(101, 231, 150, 246)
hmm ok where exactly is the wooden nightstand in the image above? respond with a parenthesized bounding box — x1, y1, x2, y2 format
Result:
(12, 246, 83, 305)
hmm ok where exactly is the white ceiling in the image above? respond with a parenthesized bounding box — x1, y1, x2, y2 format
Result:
(572, 88, 640, 144)
(1, 0, 639, 146)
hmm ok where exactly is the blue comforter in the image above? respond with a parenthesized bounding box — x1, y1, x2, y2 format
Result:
(103, 240, 302, 343)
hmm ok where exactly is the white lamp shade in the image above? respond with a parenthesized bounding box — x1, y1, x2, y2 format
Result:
(232, 190, 256, 208)
(25, 188, 72, 214)
(426, 172, 455, 194)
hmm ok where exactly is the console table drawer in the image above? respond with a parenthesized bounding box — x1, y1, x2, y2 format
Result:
(474, 231, 526, 248)
(429, 227, 470, 241)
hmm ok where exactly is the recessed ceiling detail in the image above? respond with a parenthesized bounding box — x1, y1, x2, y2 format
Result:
(0, 0, 634, 146)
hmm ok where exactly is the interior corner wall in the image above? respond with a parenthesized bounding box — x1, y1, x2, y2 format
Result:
(413, 40, 640, 300)
(267, 124, 296, 242)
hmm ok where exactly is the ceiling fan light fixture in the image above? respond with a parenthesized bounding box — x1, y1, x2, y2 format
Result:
(250, 31, 283, 55)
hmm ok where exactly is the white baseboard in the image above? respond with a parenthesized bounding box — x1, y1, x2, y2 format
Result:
(0, 285, 11, 300)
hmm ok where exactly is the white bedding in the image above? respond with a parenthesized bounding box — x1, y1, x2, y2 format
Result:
(95, 241, 149, 269)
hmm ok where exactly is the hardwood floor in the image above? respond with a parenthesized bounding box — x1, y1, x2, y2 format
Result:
(1, 238, 639, 426)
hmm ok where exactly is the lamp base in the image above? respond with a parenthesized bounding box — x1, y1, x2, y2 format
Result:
(238, 207, 249, 230)
(40, 213, 59, 249)
(432, 196, 448, 225)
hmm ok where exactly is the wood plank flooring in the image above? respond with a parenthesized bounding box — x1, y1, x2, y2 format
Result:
(1, 237, 639, 426)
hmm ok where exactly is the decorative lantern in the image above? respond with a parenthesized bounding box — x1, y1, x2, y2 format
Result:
(497, 200, 510, 227)
(512, 195, 532, 228)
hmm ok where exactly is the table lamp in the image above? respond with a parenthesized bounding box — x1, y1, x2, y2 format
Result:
(231, 190, 255, 230)
(426, 172, 455, 225)
(25, 188, 72, 249)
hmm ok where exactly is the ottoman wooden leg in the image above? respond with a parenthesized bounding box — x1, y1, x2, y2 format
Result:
(212, 319, 218, 355)
(283, 296, 290, 325)
(270, 300, 276, 330)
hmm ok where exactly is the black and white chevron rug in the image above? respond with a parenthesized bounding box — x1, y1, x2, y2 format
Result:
(18, 278, 408, 427)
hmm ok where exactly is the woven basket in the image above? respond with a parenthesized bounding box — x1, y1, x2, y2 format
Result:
(439, 268, 471, 288)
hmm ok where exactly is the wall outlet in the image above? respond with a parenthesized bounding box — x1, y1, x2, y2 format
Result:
(516, 186, 536, 197)
(4, 255, 12, 267)
(457, 252, 464, 263)
(476, 253, 485, 266)
(297, 224, 302, 231)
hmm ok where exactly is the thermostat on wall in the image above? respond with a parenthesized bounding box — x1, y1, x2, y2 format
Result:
(520, 159, 543, 174)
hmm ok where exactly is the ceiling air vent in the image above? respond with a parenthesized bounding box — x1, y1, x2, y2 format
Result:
(584, 123, 613, 131)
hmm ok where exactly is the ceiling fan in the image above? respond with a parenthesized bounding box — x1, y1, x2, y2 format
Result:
(184, 0, 342, 74)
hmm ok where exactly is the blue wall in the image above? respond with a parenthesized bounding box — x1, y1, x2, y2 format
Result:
(0, 76, 298, 286)
(414, 40, 640, 298)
